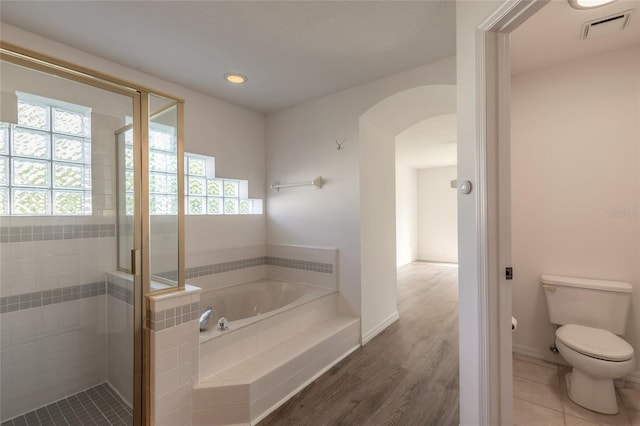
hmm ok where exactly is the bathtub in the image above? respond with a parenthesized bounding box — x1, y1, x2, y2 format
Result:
(193, 276, 359, 425)
(197, 278, 334, 343)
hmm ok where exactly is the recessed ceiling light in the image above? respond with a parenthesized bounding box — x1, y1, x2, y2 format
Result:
(224, 73, 247, 84)
(569, 0, 617, 9)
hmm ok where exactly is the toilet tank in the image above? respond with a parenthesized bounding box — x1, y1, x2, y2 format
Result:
(541, 275, 633, 335)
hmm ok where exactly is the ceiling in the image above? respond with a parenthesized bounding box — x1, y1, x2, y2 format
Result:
(396, 113, 457, 170)
(511, 0, 640, 75)
(0, 1, 456, 114)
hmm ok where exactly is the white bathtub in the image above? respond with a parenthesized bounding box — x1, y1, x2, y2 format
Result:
(197, 278, 333, 343)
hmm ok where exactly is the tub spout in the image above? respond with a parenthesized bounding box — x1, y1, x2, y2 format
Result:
(199, 307, 213, 331)
(217, 317, 229, 331)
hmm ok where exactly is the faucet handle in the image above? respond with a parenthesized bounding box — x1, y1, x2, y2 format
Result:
(217, 317, 229, 331)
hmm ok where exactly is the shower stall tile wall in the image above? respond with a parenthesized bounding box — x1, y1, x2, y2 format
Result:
(0, 236, 116, 298)
(0, 294, 107, 421)
(106, 272, 135, 407)
(0, 235, 120, 422)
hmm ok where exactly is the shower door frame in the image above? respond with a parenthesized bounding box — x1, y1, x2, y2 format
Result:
(0, 41, 185, 426)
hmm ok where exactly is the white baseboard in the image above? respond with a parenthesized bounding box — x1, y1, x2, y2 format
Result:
(361, 311, 399, 345)
(626, 370, 640, 385)
(513, 344, 640, 384)
(512, 343, 568, 366)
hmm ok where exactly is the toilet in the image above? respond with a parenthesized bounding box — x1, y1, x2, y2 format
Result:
(542, 274, 635, 415)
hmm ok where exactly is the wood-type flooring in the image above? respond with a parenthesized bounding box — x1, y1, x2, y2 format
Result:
(259, 261, 459, 426)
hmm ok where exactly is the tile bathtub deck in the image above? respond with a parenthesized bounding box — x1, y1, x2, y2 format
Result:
(1, 383, 132, 426)
(513, 353, 640, 426)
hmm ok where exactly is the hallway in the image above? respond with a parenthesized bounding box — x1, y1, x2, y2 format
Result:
(260, 262, 459, 425)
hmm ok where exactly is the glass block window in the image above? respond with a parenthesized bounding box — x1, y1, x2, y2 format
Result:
(121, 125, 263, 216)
(123, 121, 179, 216)
(185, 152, 262, 216)
(0, 93, 92, 215)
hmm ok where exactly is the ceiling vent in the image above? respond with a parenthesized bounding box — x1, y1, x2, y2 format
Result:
(581, 10, 633, 39)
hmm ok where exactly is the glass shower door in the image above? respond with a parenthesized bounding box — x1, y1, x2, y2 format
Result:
(0, 53, 142, 425)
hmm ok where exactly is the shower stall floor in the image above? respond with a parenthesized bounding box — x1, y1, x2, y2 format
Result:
(1, 383, 132, 426)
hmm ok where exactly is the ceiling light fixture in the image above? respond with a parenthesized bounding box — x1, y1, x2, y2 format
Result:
(224, 73, 247, 84)
(569, 0, 617, 9)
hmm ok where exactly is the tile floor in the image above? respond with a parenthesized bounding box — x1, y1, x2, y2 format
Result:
(1, 383, 132, 426)
(514, 353, 640, 426)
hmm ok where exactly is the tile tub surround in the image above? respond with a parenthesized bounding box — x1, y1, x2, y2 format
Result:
(148, 285, 201, 426)
(182, 245, 338, 293)
(266, 245, 338, 290)
(159, 256, 334, 283)
(513, 353, 640, 426)
(194, 292, 361, 425)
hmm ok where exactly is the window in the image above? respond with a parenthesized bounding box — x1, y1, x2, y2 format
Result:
(185, 153, 263, 215)
(122, 124, 262, 216)
(0, 93, 92, 216)
(122, 122, 179, 216)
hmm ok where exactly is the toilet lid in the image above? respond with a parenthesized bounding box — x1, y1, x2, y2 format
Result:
(556, 324, 634, 362)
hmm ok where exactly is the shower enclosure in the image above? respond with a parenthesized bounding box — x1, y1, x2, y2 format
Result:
(0, 44, 184, 425)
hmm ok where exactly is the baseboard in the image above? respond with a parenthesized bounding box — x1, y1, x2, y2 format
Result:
(250, 344, 360, 426)
(626, 370, 640, 385)
(513, 344, 640, 384)
(512, 343, 568, 366)
(361, 311, 399, 345)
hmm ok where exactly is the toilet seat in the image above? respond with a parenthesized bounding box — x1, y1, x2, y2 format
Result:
(556, 324, 634, 362)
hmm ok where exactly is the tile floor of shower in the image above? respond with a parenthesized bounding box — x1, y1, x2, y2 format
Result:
(514, 353, 640, 426)
(1, 383, 132, 426)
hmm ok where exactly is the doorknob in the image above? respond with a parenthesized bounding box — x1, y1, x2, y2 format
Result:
(459, 180, 472, 194)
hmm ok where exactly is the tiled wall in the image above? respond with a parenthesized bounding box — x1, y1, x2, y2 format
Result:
(184, 256, 332, 280)
(0, 232, 118, 422)
(184, 244, 337, 292)
(0, 290, 107, 421)
(0, 223, 116, 243)
(0, 231, 116, 298)
(106, 272, 135, 406)
(0, 281, 105, 313)
(0, 111, 124, 421)
(266, 245, 337, 290)
(148, 286, 201, 426)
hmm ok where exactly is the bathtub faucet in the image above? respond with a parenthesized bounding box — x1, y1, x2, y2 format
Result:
(217, 317, 229, 331)
(199, 307, 213, 332)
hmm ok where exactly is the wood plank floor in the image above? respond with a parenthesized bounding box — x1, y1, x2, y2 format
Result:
(259, 261, 459, 426)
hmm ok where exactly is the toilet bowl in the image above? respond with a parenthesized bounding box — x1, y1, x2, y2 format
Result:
(555, 324, 635, 414)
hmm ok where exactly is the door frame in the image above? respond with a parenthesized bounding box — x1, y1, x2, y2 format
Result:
(461, 0, 548, 424)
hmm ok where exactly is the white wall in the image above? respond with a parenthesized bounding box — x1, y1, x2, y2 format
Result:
(266, 75, 456, 341)
(511, 45, 640, 382)
(395, 165, 418, 266)
(417, 166, 458, 263)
